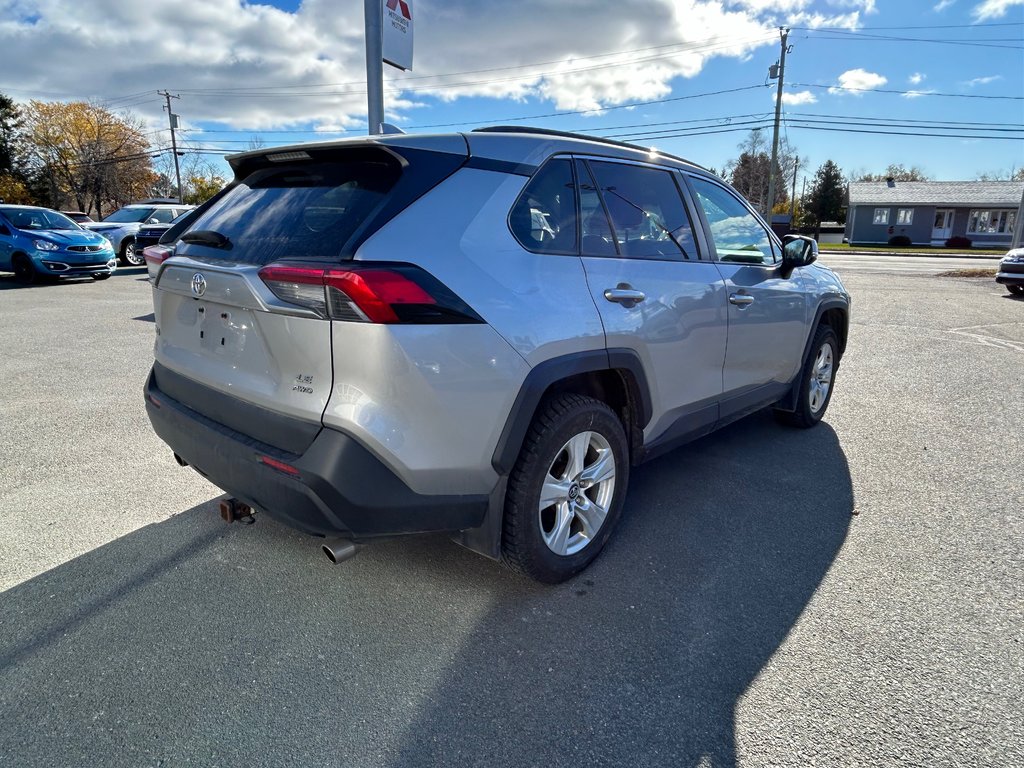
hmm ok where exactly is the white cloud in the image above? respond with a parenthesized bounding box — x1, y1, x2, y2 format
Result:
(902, 89, 937, 99)
(781, 90, 818, 105)
(908, 73, 925, 85)
(973, 0, 1024, 20)
(828, 68, 888, 95)
(964, 74, 1003, 86)
(933, 0, 957, 11)
(0, 0, 885, 134)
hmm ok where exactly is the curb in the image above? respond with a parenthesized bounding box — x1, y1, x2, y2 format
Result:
(820, 250, 1003, 260)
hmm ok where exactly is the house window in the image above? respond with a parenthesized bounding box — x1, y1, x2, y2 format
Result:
(873, 208, 889, 225)
(967, 209, 1017, 234)
(897, 208, 914, 225)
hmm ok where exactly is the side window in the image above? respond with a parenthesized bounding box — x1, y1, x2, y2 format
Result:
(576, 160, 616, 256)
(151, 208, 177, 224)
(588, 160, 696, 260)
(688, 177, 776, 265)
(508, 158, 578, 255)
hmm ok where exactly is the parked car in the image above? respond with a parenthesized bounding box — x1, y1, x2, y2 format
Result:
(996, 248, 1024, 296)
(60, 211, 94, 224)
(84, 202, 192, 266)
(0, 205, 116, 283)
(134, 210, 193, 254)
(144, 127, 850, 582)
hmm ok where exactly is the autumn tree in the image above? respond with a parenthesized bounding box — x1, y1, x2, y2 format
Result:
(20, 100, 157, 216)
(804, 160, 846, 235)
(724, 130, 799, 214)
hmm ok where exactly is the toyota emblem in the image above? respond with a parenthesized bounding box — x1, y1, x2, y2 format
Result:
(191, 273, 207, 297)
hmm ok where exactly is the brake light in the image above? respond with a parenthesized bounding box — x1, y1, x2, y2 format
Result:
(144, 244, 173, 281)
(257, 262, 482, 324)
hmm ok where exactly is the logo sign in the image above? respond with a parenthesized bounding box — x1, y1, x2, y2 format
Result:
(191, 273, 207, 297)
(382, 0, 413, 71)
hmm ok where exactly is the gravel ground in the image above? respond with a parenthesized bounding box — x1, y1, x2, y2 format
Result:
(0, 265, 1020, 767)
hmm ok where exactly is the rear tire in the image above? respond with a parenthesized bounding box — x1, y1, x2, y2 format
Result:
(121, 239, 143, 266)
(776, 325, 839, 429)
(502, 393, 629, 583)
(12, 254, 37, 285)
(1007, 284, 1024, 296)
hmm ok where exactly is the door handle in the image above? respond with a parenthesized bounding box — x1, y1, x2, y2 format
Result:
(604, 285, 646, 305)
(729, 293, 754, 307)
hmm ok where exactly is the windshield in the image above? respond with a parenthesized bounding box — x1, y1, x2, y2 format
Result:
(179, 160, 401, 265)
(0, 207, 81, 231)
(103, 207, 154, 224)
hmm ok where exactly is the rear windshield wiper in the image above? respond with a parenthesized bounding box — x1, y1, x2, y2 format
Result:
(181, 229, 232, 249)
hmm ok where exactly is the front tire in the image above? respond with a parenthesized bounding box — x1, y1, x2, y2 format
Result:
(1007, 284, 1024, 296)
(502, 394, 629, 583)
(121, 239, 143, 266)
(12, 254, 37, 285)
(776, 325, 839, 429)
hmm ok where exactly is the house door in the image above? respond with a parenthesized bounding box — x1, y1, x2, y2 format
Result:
(932, 209, 954, 242)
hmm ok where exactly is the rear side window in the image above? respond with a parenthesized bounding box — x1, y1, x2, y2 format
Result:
(179, 160, 401, 265)
(509, 158, 578, 255)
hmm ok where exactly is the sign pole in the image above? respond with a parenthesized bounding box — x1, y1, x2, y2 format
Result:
(364, 0, 384, 135)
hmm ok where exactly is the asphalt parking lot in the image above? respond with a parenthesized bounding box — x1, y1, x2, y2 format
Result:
(1, 262, 1021, 767)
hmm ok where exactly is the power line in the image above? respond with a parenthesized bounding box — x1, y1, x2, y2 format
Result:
(794, 28, 1023, 50)
(790, 83, 1024, 100)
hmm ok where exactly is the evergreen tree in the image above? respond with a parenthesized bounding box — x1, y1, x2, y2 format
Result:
(806, 160, 846, 235)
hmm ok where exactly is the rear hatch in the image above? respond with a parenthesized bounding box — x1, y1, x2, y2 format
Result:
(151, 138, 468, 454)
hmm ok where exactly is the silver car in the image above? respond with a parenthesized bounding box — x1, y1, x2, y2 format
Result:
(144, 127, 850, 582)
(84, 202, 192, 265)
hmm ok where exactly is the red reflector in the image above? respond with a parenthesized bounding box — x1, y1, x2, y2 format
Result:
(259, 455, 301, 477)
(146, 393, 162, 409)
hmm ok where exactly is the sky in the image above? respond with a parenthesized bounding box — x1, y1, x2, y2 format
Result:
(0, 0, 1022, 190)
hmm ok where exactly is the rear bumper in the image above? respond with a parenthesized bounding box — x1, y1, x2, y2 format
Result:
(144, 368, 489, 539)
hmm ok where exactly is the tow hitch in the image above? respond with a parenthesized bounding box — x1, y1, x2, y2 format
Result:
(219, 497, 254, 524)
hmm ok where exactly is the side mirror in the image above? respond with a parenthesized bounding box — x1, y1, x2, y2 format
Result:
(781, 234, 818, 275)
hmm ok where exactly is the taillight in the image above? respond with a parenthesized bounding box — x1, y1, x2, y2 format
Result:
(144, 244, 173, 281)
(257, 262, 483, 324)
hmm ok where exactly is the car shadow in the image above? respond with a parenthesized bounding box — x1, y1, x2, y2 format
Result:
(0, 412, 852, 767)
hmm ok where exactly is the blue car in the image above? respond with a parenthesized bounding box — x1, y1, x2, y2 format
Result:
(0, 205, 117, 283)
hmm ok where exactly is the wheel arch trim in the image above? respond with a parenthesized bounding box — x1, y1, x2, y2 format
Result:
(491, 348, 653, 476)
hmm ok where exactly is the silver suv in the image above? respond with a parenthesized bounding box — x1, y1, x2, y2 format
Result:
(84, 201, 192, 265)
(144, 127, 850, 583)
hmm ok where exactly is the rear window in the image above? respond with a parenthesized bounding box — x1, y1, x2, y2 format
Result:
(178, 160, 401, 265)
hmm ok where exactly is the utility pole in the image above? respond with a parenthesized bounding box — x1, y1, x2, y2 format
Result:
(158, 90, 183, 203)
(766, 27, 790, 220)
(789, 155, 800, 223)
(364, 0, 384, 135)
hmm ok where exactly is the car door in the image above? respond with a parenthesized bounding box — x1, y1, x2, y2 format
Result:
(684, 174, 810, 412)
(576, 157, 729, 447)
(0, 213, 15, 270)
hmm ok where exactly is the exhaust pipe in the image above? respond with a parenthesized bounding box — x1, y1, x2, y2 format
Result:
(219, 497, 253, 523)
(322, 540, 359, 564)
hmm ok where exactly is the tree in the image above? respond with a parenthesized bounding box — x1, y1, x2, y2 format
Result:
(20, 100, 156, 216)
(184, 173, 226, 205)
(0, 93, 32, 203)
(975, 167, 1024, 182)
(805, 160, 846, 235)
(723, 130, 798, 214)
(855, 163, 929, 182)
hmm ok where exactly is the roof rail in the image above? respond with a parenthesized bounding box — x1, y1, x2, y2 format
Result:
(471, 125, 707, 172)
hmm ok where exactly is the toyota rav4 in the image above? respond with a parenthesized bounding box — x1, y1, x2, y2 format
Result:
(144, 127, 850, 583)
